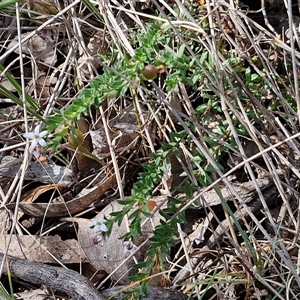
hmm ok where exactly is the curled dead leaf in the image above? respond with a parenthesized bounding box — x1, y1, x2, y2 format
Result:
(7, 175, 116, 217)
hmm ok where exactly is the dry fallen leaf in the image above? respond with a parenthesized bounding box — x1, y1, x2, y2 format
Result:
(0, 79, 16, 93)
(61, 196, 166, 284)
(0, 234, 87, 264)
(77, 31, 107, 79)
(23, 183, 62, 201)
(61, 204, 137, 285)
(14, 288, 49, 300)
(0, 210, 10, 235)
(0, 156, 72, 185)
(34, 74, 57, 97)
(74, 118, 96, 178)
(18, 183, 66, 228)
(7, 32, 57, 67)
(91, 107, 148, 159)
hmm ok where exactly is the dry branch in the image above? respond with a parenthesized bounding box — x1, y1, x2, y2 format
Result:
(0, 253, 104, 300)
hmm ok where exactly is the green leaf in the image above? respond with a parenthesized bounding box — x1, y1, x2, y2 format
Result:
(177, 44, 186, 58)
(0, 0, 22, 9)
(0, 84, 44, 121)
(0, 64, 39, 111)
(199, 51, 208, 64)
(129, 273, 149, 282)
(118, 198, 136, 205)
(133, 261, 153, 269)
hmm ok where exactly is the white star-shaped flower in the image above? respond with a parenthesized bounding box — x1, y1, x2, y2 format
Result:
(23, 125, 48, 157)
(92, 214, 108, 233)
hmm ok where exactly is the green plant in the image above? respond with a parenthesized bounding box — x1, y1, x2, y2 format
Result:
(102, 142, 188, 297)
(106, 149, 170, 239)
(45, 23, 209, 151)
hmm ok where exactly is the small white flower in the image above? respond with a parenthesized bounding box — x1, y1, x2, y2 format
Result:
(92, 214, 108, 233)
(23, 125, 48, 157)
(123, 241, 138, 256)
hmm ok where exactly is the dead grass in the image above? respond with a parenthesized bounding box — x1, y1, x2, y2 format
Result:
(0, 0, 300, 299)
